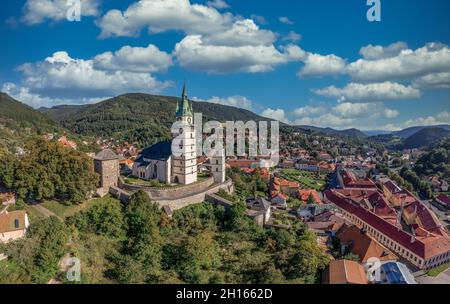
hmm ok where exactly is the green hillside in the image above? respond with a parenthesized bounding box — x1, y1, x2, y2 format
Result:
(402, 127, 450, 149)
(0, 93, 62, 150)
(40, 93, 272, 147)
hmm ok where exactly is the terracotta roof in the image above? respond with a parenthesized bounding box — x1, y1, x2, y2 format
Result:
(325, 189, 450, 260)
(327, 260, 368, 284)
(337, 225, 397, 263)
(342, 170, 376, 189)
(227, 159, 259, 168)
(0, 210, 27, 233)
(298, 189, 322, 204)
(274, 177, 299, 189)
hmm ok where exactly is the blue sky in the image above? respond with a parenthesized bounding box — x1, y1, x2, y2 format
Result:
(0, 0, 449, 131)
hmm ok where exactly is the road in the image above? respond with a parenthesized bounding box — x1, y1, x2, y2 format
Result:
(30, 203, 63, 221)
(416, 268, 450, 284)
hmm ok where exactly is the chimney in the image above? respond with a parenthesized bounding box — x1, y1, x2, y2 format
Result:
(411, 229, 416, 243)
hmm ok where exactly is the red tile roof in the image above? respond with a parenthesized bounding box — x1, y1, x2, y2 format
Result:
(437, 194, 450, 206)
(327, 260, 368, 284)
(324, 189, 450, 260)
(337, 225, 397, 263)
(227, 159, 259, 168)
(342, 171, 376, 189)
(298, 189, 322, 204)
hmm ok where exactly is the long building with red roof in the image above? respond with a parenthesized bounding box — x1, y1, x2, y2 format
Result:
(324, 188, 450, 270)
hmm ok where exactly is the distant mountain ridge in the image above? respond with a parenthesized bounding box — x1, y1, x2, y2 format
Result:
(294, 125, 368, 138)
(402, 127, 450, 149)
(392, 124, 450, 138)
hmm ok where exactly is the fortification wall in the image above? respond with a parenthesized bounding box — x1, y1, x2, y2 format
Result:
(153, 179, 234, 211)
(119, 177, 215, 200)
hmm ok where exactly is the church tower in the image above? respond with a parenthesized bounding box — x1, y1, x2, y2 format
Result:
(211, 149, 226, 184)
(171, 83, 197, 185)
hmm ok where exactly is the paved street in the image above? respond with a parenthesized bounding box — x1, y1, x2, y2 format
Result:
(416, 268, 450, 284)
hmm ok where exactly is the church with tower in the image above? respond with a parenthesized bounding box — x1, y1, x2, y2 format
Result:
(131, 84, 225, 186)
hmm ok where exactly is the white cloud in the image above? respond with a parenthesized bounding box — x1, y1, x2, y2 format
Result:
(314, 82, 421, 102)
(403, 111, 450, 128)
(96, 0, 236, 38)
(13, 51, 170, 104)
(412, 72, 450, 89)
(250, 14, 267, 25)
(384, 108, 400, 119)
(22, 0, 100, 25)
(202, 19, 276, 47)
(291, 102, 401, 130)
(298, 53, 346, 77)
(347, 42, 450, 82)
(193, 95, 253, 111)
(93, 44, 173, 73)
(173, 35, 301, 73)
(293, 105, 327, 117)
(261, 108, 290, 123)
(293, 113, 357, 129)
(1, 82, 108, 108)
(331, 102, 373, 119)
(206, 0, 229, 9)
(282, 31, 302, 43)
(359, 42, 408, 60)
(279, 16, 293, 25)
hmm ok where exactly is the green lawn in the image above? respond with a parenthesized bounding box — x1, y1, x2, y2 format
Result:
(427, 262, 450, 277)
(24, 204, 46, 222)
(41, 195, 118, 219)
(280, 169, 327, 191)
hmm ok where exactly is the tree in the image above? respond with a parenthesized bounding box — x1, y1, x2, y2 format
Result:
(67, 199, 125, 238)
(176, 231, 221, 283)
(4, 216, 70, 283)
(123, 190, 162, 281)
(5, 138, 98, 203)
(0, 148, 16, 189)
(307, 193, 316, 205)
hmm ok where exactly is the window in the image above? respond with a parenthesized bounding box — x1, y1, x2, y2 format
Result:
(14, 219, 19, 229)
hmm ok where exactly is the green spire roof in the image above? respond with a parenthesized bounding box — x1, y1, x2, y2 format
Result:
(176, 82, 193, 117)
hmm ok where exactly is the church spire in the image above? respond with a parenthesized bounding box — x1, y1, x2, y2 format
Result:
(176, 81, 193, 118)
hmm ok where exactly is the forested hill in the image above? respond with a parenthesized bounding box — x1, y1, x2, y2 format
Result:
(0, 93, 59, 131)
(40, 93, 272, 147)
(402, 127, 450, 149)
(0, 93, 62, 150)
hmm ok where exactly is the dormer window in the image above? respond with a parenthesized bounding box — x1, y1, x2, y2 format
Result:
(14, 219, 19, 229)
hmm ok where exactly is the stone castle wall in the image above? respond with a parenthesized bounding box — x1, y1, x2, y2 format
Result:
(154, 179, 234, 211)
(119, 176, 215, 200)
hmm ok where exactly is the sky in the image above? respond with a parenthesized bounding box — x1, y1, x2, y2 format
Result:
(0, 0, 449, 131)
